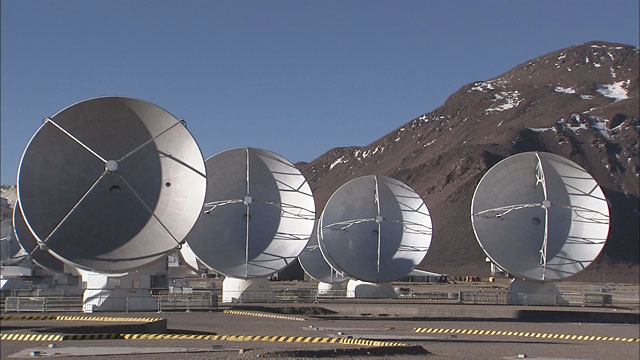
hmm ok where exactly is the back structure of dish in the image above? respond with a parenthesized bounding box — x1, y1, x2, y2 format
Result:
(318, 175, 432, 284)
(185, 147, 316, 278)
(471, 151, 610, 281)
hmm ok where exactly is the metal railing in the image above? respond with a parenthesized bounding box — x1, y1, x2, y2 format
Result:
(511, 292, 613, 307)
(153, 291, 217, 312)
(1, 289, 65, 298)
(4, 296, 82, 312)
(4, 292, 218, 313)
(272, 289, 510, 303)
(268, 289, 615, 307)
(1, 290, 623, 312)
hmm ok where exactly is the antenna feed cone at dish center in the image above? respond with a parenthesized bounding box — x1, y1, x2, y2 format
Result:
(105, 160, 118, 172)
(243, 196, 253, 205)
(375, 215, 383, 223)
(541, 200, 551, 209)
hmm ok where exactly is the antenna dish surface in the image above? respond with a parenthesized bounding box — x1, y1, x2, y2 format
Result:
(17, 97, 207, 272)
(13, 202, 65, 272)
(186, 147, 315, 278)
(318, 175, 432, 283)
(471, 152, 610, 281)
(298, 223, 348, 284)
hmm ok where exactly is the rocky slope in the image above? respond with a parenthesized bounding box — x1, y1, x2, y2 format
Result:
(298, 41, 639, 282)
(0, 185, 17, 208)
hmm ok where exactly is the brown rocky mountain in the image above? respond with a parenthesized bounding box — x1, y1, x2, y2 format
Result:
(297, 41, 639, 283)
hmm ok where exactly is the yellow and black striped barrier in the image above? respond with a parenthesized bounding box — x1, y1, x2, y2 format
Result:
(123, 333, 405, 346)
(414, 327, 640, 343)
(0, 315, 58, 321)
(62, 333, 124, 340)
(1, 333, 64, 341)
(0, 333, 123, 341)
(0, 315, 162, 323)
(0, 332, 406, 347)
(53, 315, 162, 323)
(223, 309, 305, 322)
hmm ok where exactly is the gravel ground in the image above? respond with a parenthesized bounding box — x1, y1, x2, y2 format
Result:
(1, 306, 639, 359)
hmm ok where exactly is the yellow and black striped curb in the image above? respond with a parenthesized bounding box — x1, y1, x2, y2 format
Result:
(0, 315, 162, 323)
(223, 309, 305, 321)
(1, 333, 406, 347)
(123, 333, 406, 347)
(414, 327, 640, 343)
(54, 315, 162, 322)
(1, 333, 64, 341)
(0, 333, 121, 341)
(0, 315, 58, 321)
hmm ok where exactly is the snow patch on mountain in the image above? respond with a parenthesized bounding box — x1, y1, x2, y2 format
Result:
(529, 127, 555, 133)
(469, 78, 508, 92)
(555, 113, 613, 140)
(485, 91, 522, 113)
(329, 156, 347, 170)
(555, 86, 576, 94)
(596, 80, 630, 101)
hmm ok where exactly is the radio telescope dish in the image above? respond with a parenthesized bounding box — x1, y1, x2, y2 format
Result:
(471, 152, 610, 281)
(178, 241, 200, 273)
(185, 147, 315, 278)
(13, 202, 65, 273)
(298, 223, 348, 284)
(318, 175, 432, 283)
(17, 97, 207, 272)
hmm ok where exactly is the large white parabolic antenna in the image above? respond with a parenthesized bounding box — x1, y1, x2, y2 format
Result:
(298, 223, 348, 284)
(186, 147, 316, 278)
(318, 175, 432, 284)
(13, 202, 65, 273)
(471, 152, 610, 281)
(17, 97, 207, 272)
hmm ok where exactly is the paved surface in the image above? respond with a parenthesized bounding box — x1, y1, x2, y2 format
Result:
(8, 346, 242, 358)
(1, 307, 639, 359)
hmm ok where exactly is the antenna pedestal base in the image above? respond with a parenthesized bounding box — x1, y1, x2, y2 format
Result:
(346, 280, 397, 299)
(222, 277, 273, 303)
(317, 281, 344, 296)
(508, 278, 567, 306)
(83, 286, 157, 313)
(80, 260, 166, 312)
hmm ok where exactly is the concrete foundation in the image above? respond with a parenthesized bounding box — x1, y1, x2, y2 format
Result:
(222, 277, 273, 303)
(508, 278, 567, 306)
(346, 280, 397, 298)
(80, 260, 166, 312)
(317, 281, 345, 296)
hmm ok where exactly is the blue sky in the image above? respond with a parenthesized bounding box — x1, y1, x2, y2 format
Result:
(2, 0, 639, 185)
